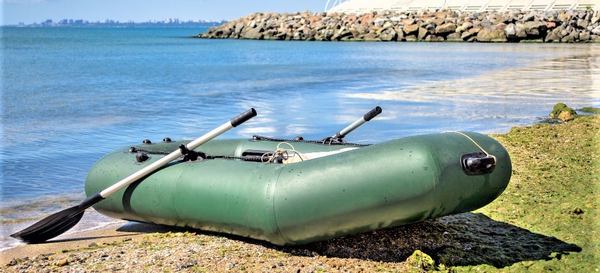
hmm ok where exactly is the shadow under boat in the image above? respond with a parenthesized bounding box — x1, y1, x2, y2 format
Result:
(113, 212, 580, 268)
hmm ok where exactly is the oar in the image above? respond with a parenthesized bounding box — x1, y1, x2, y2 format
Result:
(11, 108, 257, 243)
(323, 106, 382, 143)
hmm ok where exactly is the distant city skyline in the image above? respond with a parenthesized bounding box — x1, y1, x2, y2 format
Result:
(1, 0, 326, 25)
(11, 17, 225, 27)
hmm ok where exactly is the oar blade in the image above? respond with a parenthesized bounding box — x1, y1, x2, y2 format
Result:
(10, 205, 84, 243)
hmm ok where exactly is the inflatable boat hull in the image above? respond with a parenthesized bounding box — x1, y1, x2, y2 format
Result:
(85, 132, 511, 245)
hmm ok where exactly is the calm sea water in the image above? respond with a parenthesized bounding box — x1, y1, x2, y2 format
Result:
(1, 26, 598, 248)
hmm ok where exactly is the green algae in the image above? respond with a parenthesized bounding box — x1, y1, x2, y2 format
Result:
(458, 115, 599, 272)
(579, 107, 600, 114)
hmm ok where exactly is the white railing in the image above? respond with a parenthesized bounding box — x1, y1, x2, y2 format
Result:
(327, 0, 600, 13)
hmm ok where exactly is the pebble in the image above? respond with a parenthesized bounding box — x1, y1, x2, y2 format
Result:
(54, 259, 69, 267)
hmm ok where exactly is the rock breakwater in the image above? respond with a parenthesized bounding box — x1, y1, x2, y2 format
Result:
(199, 10, 600, 43)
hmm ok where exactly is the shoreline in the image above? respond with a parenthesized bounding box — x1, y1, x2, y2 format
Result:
(0, 223, 128, 264)
(1, 113, 598, 272)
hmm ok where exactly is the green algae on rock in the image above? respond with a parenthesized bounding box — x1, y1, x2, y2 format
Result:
(406, 250, 435, 271)
(549, 102, 577, 122)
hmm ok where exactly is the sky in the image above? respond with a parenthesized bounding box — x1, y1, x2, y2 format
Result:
(1, 0, 328, 25)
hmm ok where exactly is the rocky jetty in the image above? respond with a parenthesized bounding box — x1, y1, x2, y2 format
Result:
(199, 9, 600, 43)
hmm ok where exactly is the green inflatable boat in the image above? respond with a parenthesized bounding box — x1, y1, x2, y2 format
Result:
(85, 128, 511, 245)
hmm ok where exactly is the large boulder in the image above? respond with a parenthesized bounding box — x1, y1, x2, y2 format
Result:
(545, 27, 563, 42)
(446, 32, 462, 42)
(514, 23, 529, 38)
(476, 27, 507, 42)
(331, 27, 352, 41)
(405, 34, 418, 42)
(435, 23, 457, 34)
(425, 35, 444, 42)
(403, 23, 419, 35)
(561, 30, 579, 43)
(592, 14, 600, 25)
(456, 21, 473, 32)
(418, 26, 430, 40)
(379, 28, 397, 41)
(577, 18, 589, 29)
(580, 31, 591, 41)
(505, 23, 517, 38)
(461, 27, 480, 40)
(241, 27, 264, 39)
(524, 21, 547, 37)
(395, 26, 405, 40)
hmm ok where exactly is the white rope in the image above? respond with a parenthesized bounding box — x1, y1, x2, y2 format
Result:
(277, 142, 305, 163)
(261, 142, 359, 164)
(445, 131, 496, 160)
(261, 142, 305, 164)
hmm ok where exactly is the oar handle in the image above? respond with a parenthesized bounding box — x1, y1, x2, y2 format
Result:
(363, 106, 382, 121)
(99, 108, 257, 198)
(333, 106, 382, 139)
(231, 108, 257, 127)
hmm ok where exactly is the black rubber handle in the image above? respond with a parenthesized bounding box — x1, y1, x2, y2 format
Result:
(79, 193, 105, 209)
(363, 106, 382, 121)
(230, 108, 257, 127)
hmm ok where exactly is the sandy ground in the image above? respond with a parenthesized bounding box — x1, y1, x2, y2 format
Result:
(0, 222, 170, 264)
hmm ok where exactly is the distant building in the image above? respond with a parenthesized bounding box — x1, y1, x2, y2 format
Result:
(326, 0, 600, 13)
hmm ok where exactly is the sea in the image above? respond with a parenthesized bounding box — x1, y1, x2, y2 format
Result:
(1, 26, 599, 250)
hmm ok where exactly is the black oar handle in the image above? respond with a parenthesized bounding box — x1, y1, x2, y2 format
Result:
(231, 108, 258, 127)
(328, 106, 383, 143)
(364, 106, 382, 121)
(79, 193, 104, 209)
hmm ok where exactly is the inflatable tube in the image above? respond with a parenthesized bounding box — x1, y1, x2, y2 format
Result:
(85, 132, 511, 245)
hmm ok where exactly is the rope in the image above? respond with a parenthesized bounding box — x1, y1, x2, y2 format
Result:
(276, 142, 305, 164)
(259, 142, 306, 164)
(445, 131, 496, 160)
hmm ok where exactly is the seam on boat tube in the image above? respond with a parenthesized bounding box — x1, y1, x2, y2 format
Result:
(270, 166, 288, 244)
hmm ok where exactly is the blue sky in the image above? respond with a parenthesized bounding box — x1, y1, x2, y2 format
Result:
(1, 0, 327, 24)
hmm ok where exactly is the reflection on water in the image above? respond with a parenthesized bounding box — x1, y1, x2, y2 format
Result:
(1, 27, 598, 249)
(347, 46, 600, 135)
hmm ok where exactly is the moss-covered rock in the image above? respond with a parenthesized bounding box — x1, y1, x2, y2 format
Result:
(406, 250, 435, 272)
(550, 102, 577, 122)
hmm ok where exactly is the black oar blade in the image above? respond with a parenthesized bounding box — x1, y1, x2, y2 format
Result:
(10, 205, 84, 243)
(11, 193, 103, 243)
